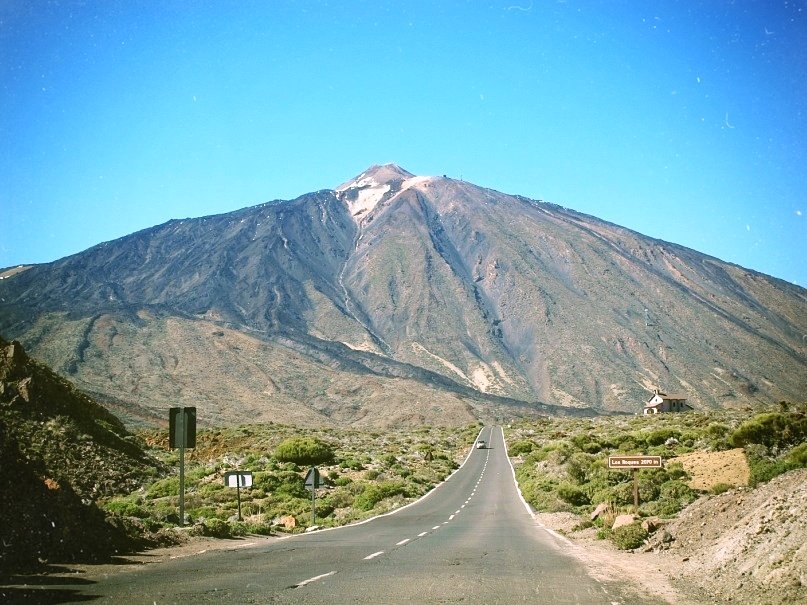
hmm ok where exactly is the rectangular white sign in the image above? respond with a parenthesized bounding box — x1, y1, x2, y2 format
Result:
(224, 471, 253, 488)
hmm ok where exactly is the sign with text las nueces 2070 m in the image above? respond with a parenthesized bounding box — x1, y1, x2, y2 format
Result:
(607, 455, 662, 469)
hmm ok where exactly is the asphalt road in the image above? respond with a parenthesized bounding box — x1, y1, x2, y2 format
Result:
(20, 427, 665, 604)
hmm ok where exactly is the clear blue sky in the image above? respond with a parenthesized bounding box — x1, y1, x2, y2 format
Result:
(2, 1, 805, 286)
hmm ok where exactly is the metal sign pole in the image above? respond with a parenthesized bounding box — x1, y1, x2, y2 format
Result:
(311, 486, 316, 526)
(177, 408, 186, 527)
(179, 444, 185, 526)
(237, 478, 243, 521)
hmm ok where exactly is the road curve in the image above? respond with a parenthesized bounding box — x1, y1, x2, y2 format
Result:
(32, 427, 665, 604)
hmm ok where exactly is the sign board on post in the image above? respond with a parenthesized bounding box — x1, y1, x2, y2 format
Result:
(304, 467, 322, 527)
(224, 471, 253, 488)
(168, 407, 196, 527)
(608, 455, 663, 511)
(224, 471, 253, 521)
(304, 467, 322, 490)
(607, 455, 662, 469)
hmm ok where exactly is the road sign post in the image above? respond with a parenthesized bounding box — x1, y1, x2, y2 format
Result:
(304, 467, 322, 527)
(169, 407, 197, 527)
(607, 455, 662, 511)
(224, 471, 253, 521)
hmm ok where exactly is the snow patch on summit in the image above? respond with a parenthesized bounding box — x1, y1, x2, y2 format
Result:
(348, 182, 391, 219)
(336, 165, 434, 224)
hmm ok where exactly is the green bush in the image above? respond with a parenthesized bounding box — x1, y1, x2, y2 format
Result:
(275, 437, 336, 466)
(645, 428, 680, 447)
(340, 458, 364, 471)
(730, 412, 807, 449)
(617, 434, 640, 452)
(353, 481, 409, 511)
(104, 497, 148, 518)
(379, 453, 398, 467)
(557, 482, 590, 506)
(610, 522, 648, 550)
(657, 480, 696, 513)
(609, 482, 637, 506)
(566, 452, 598, 485)
(748, 457, 798, 486)
(509, 440, 536, 456)
(571, 434, 602, 454)
(201, 518, 232, 538)
(146, 477, 179, 499)
(664, 462, 689, 481)
(707, 423, 730, 438)
(787, 443, 807, 466)
(245, 522, 273, 536)
(710, 483, 733, 495)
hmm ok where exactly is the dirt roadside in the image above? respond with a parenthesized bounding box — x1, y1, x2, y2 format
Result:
(537, 468, 807, 605)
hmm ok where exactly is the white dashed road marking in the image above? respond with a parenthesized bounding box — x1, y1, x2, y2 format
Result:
(295, 571, 336, 588)
(364, 551, 384, 560)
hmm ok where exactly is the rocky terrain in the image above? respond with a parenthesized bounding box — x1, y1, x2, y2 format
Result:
(0, 338, 163, 571)
(539, 468, 806, 605)
(655, 468, 806, 604)
(1, 164, 805, 428)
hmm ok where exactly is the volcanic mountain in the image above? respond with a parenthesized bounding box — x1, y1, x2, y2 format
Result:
(1, 164, 804, 427)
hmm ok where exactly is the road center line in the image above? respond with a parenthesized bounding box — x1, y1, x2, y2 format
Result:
(364, 551, 385, 560)
(295, 571, 336, 588)
(396, 538, 410, 545)
(418, 531, 428, 537)
(432, 525, 441, 530)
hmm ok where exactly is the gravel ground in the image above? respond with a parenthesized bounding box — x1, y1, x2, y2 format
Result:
(539, 468, 807, 605)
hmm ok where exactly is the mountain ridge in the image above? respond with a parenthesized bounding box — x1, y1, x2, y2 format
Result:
(1, 165, 804, 427)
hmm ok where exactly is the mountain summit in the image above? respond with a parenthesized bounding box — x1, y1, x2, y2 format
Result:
(336, 163, 416, 190)
(336, 164, 425, 223)
(1, 166, 804, 427)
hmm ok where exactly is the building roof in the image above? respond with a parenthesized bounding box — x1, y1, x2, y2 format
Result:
(647, 389, 687, 403)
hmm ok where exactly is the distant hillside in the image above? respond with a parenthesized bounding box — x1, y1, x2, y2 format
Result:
(0, 337, 161, 571)
(1, 164, 805, 427)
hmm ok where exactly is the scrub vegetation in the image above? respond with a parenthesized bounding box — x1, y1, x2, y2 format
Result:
(100, 423, 480, 539)
(506, 403, 807, 549)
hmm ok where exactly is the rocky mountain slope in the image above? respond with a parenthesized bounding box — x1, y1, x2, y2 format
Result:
(1, 164, 805, 427)
(0, 337, 161, 571)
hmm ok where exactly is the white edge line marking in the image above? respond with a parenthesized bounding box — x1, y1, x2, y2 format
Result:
(364, 551, 385, 560)
(396, 538, 410, 545)
(295, 571, 336, 588)
(502, 426, 574, 547)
